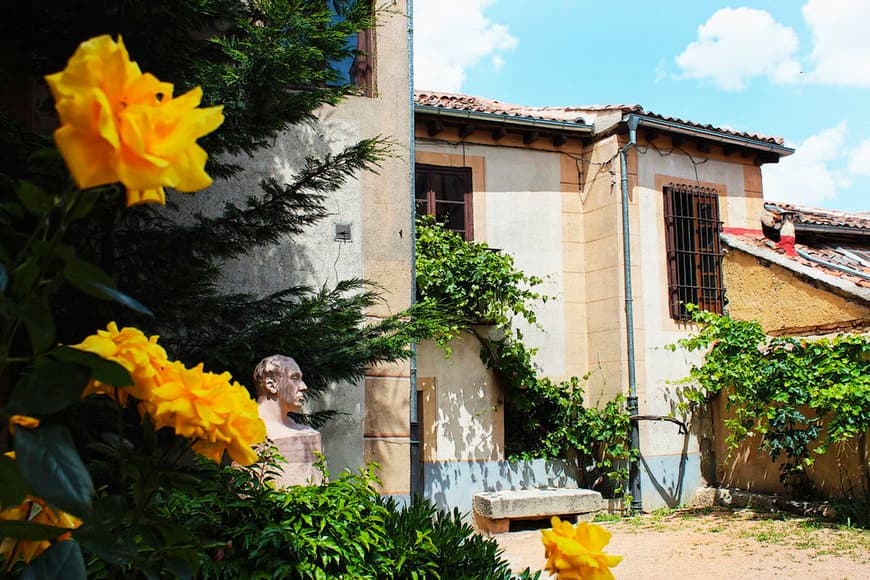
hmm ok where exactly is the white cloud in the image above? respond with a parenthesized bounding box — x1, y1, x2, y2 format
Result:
(675, 7, 801, 90)
(847, 139, 870, 176)
(413, 0, 517, 92)
(764, 122, 847, 206)
(803, 0, 870, 86)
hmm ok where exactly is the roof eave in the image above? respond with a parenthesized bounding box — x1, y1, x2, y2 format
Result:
(415, 105, 595, 134)
(627, 114, 795, 157)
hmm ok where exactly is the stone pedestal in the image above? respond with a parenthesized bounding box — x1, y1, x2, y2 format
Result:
(271, 429, 323, 487)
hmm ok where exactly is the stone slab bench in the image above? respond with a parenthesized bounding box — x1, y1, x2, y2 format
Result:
(472, 488, 605, 534)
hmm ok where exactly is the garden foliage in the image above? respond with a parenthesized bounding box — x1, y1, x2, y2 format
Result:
(159, 451, 540, 580)
(672, 305, 870, 497)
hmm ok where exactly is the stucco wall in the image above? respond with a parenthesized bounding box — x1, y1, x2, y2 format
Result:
(182, 3, 412, 491)
(415, 140, 566, 376)
(631, 136, 760, 509)
(723, 250, 869, 334)
(415, 332, 504, 463)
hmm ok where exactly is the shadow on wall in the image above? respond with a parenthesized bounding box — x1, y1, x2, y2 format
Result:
(639, 425, 692, 509)
(424, 459, 579, 517)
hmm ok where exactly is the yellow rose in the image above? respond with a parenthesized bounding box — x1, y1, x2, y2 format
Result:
(8, 415, 40, 433)
(72, 323, 266, 465)
(148, 361, 266, 465)
(73, 322, 169, 405)
(0, 496, 82, 570)
(541, 516, 622, 580)
(45, 35, 224, 206)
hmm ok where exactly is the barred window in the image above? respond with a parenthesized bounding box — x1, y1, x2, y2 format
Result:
(663, 184, 725, 320)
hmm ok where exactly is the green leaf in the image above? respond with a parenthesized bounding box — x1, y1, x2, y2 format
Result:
(68, 188, 103, 222)
(11, 258, 39, 298)
(89, 282, 153, 317)
(51, 347, 133, 388)
(16, 180, 55, 217)
(0, 521, 71, 541)
(8, 361, 91, 416)
(0, 261, 7, 292)
(62, 256, 153, 316)
(22, 540, 86, 580)
(0, 454, 29, 507)
(21, 297, 56, 353)
(74, 526, 138, 565)
(62, 255, 115, 296)
(15, 425, 94, 517)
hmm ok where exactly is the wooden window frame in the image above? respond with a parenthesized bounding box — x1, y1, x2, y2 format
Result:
(663, 184, 725, 320)
(415, 164, 474, 241)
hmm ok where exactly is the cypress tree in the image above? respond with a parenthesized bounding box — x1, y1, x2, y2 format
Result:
(1, 0, 424, 413)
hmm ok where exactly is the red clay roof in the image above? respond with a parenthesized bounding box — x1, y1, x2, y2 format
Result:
(414, 90, 785, 145)
(764, 202, 870, 231)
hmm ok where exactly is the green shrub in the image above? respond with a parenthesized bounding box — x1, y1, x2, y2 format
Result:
(153, 452, 540, 579)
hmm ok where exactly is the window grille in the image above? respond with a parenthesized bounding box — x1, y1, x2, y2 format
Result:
(415, 164, 473, 240)
(663, 184, 725, 320)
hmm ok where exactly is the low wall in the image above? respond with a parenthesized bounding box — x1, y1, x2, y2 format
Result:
(712, 393, 869, 498)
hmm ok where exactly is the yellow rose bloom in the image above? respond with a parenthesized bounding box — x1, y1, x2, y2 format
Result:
(73, 322, 169, 405)
(147, 361, 266, 465)
(541, 516, 622, 580)
(44, 35, 224, 207)
(8, 415, 40, 433)
(72, 324, 266, 465)
(0, 496, 82, 570)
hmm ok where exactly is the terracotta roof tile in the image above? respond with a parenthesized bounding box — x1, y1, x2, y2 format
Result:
(414, 90, 784, 145)
(721, 230, 870, 296)
(765, 202, 870, 231)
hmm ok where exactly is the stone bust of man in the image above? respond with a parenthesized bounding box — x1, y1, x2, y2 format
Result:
(253, 354, 314, 437)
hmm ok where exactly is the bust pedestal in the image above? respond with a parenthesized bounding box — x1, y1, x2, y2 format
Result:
(268, 426, 323, 487)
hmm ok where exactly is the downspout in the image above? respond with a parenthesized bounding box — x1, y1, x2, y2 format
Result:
(407, 0, 422, 499)
(619, 115, 643, 513)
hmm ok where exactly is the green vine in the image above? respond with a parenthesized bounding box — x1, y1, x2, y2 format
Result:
(414, 218, 633, 496)
(671, 305, 870, 498)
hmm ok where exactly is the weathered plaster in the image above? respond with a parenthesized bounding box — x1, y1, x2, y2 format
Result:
(723, 249, 869, 334)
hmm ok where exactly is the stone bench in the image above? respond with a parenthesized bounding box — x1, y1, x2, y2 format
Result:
(472, 488, 605, 534)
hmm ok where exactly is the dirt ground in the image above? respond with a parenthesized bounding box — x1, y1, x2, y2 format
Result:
(495, 507, 870, 579)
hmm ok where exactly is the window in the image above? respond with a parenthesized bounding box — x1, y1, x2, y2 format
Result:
(663, 184, 725, 320)
(327, 0, 374, 95)
(415, 164, 473, 240)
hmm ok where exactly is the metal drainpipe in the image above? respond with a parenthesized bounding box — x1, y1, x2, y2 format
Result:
(619, 115, 643, 513)
(407, 0, 422, 499)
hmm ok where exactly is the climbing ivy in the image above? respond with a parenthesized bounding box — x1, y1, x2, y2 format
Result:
(414, 214, 545, 349)
(671, 305, 870, 497)
(415, 218, 633, 496)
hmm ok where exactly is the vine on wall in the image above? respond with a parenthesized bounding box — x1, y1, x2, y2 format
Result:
(670, 305, 870, 498)
(415, 217, 634, 495)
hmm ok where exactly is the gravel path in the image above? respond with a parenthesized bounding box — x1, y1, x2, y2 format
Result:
(495, 507, 870, 579)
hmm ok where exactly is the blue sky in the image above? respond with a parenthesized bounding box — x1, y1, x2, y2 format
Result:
(413, 0, 870, 212)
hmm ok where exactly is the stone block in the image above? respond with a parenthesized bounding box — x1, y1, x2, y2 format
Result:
(473, 488, 605, 522)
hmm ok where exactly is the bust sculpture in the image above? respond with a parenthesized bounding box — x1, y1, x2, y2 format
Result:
(253, 354, 322, 486)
